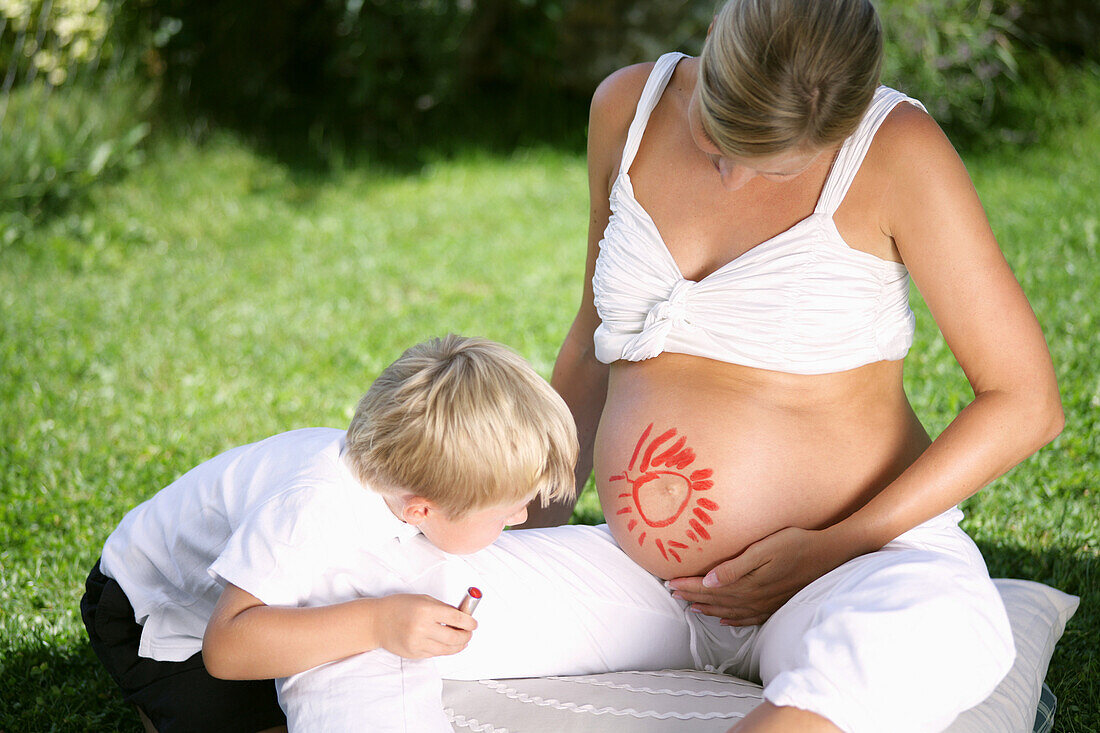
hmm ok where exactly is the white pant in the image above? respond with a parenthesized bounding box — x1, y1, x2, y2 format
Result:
(277, 508, 1014, 733)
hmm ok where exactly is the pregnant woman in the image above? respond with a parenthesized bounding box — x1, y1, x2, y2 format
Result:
(278, 2, 1063, 731)
(531, 0, 1062, 729)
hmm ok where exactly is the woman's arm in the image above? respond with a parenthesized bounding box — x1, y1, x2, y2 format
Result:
(523, 65, 651, 528)
(671, 105, 1063, 623)
(824, 104, 1063, 551)
(533, 312, 608, 527)
(202, 583, 477, 680)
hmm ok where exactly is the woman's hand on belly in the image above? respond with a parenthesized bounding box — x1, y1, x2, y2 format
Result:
(667, 524, 852, 626)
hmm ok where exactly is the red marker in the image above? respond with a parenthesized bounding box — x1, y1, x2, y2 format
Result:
(457, 587, 482, 615)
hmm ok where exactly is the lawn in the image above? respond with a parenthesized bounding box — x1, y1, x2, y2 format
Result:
(2, 75, 1097, 729)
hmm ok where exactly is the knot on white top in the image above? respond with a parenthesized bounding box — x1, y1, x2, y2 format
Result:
(621, 279, 695, 361)
(656, 278, 694, 329)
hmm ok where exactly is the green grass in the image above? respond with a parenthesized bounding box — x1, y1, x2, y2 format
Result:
(2, 71, 1098, 729)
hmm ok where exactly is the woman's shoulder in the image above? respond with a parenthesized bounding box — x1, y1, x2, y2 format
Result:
(862, 91, 983, 242)
(855, 92, 965, 208)
(871, 93, 957, 169)
(589, 62, 655, 129)
(585, 63, 658, 178)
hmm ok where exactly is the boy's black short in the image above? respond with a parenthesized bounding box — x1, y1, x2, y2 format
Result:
(80, 559, 286, 733)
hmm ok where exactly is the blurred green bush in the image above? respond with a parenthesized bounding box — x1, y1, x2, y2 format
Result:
(0, 0, 112, 85)
(1015, 0, 1100, 63)
(1, 0, 151, 230)
(876, 0, 1024, 143)
(0, 81, 149, 218)
(115, 0, 1091, 157)
(115, 0, 588, 159)
(4, 0, 1095, 217)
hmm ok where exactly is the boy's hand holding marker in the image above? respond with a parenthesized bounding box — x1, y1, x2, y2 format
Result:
(372, 593, 478, 660)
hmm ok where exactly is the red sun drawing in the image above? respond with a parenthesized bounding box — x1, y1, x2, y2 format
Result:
(609, 423, 720, 563)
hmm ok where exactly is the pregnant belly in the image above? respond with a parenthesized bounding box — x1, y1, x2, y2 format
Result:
(593, 357, 928, 579)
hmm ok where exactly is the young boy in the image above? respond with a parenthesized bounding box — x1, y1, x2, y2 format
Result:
(80, 335, 578, 733)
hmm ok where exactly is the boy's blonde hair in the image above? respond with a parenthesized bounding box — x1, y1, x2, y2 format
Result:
(345, 335, 578, 517)
(698, 0, 883, 157)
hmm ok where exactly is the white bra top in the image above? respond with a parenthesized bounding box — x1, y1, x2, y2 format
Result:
(592, 52, 924, 375)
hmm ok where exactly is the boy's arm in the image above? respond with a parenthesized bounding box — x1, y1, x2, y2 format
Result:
(202, 582, 477, 680)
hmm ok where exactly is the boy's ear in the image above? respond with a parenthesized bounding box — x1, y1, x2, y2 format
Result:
(399, 496, 436, 526)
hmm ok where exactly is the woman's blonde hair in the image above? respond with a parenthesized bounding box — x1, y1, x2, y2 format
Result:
(698, 0, 883, 157)
(344, 335, 577, 517)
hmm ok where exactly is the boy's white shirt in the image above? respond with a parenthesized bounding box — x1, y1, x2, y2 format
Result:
(100, 427, 451, 662)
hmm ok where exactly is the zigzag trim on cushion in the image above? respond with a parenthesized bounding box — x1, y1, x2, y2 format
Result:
(543, 674, 761, 699)
(473, 679, 747, 720)
(585, 668, 761, 684)
(444, 709, 510, 733)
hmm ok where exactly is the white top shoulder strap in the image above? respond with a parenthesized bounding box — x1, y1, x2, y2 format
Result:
(618, 52, 689, 174)
(816, 86, 928, 215)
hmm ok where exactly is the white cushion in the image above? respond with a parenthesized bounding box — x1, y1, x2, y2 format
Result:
(442, 578, 1078, 732)
(947, 579, 1078, 732)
